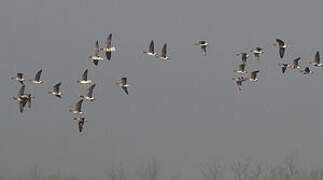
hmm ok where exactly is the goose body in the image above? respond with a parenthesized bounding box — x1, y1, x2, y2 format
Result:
(273, 39, 287, 59)
(234, 63, 247, 74)
(144, 40, 158, 57)
(157, 43, 169, 61)
(250, 47, 264, 60)
(300, 67, 313, 74)
(232, 77, 246, 91)
(100, 33, 116, 60)
(248, 70, 260, 81)
(310, 51, 323, 67)
(28, 69, 43, 84)
(279, 64, 288, 74)
(236, 53, 249, 64)
(287, 57, 301, 69)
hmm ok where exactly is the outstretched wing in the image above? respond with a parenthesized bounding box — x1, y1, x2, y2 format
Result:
(122, 86, 128, 95)
(17, 73, 23, 79)
(121, 77, 127, 84)
(82, 69, 88, 81)
(201, 46, 207, 56)
(78, 121, 84, 132)
(87, 84, 96, 97)
(315, 51, 320, 64)
(251, 70, 259, 79)
(239, 63, 246, 71)
(279, 47, 285, 59)
(276, 39, 285, 46)
(106, 52, 111, 61)
(149, 40, 154, 53)
(106, 33, 112, 49)
(293, 57, 301, 65)
(94, 40, 99, 56)
(54, 82, 61, 93)
(19, 100, 27, 113)
(35, 69, 42, 81)
(18, 85, 25, 96)
(161, 43, 167, 57)
(75, 99, 83, 112)
(93, 60, 98, 66)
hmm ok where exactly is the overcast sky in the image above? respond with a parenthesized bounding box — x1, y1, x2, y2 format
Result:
(1, 0, 323, 178)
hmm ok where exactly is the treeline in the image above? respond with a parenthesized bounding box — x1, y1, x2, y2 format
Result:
(3, 151, 323, 180)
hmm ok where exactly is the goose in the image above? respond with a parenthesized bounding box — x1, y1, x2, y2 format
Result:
(73, 117, 87, 133)
(100, 33, 116, 61)
(144, 40, 158, 57)
(300, 67, 313, 74)
(310, 51, 323, 67)
(287, 57, 301, 69)
(12, 85, 26, 102)
(250, 47, 264, 60)
(11, 73, 25, 85)
(49, 82, 63, 98)
(234, 63, 247, 74)
(116, 77, 129, 95)
(89, 40, 104, 66)
(248, 70, 260, 81)
(279, 64, 288, 74)
(27, 69, 43, 84)
(273, 39, 287, 59)
(157, 43, 169, 61)
(232, 77, 246, 91)
(69, 99, 85, 114)
(80, 84, 96, 101)
(77, 69, 92, 84)
(236, 53, 249, 64)
(194, 41, 208, 56)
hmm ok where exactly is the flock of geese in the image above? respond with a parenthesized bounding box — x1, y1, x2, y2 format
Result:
(10, 36, 323, 132)
(232, 39, 322, 91)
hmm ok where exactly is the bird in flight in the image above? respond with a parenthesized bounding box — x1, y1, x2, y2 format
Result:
(194, 41, 208, 56)
(144, 40, 158, 57)
(77, 69, 92, 84)
(100, 33, 116, 61)
(49, 82, 63, 98)
(89, 40, 104, 66)
(116, 77, 130, 95)
(273, 39, 287, 59)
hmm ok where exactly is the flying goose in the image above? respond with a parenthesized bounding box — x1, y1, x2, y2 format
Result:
(12, 85, 26, 102)
(116, 77, 129, 95)
(273, 39, 287, 59)
(18, 94, 32, 113)
(232, 77, 247, 91)
(194, 41, 208, 56)
(27, 69, 43, 84)
(11, 73, 25, 85)
(279, 64, 288, 74)
(80, 84, 96, 101)
(250, 47, 264, 60)
(310, 51, 323, 67)
(300, 67, 313, 74)
(287, 57, 301, 69)
(49, 82, 63, 98)
(77, 69, 92, 84)
(236, 53, 249, 64)
(69, 99, 85, 114)
(157, 43, 169, 61)
(248, 70, 260, 81)
(234, 63, 247, 74)
(144, 40, 158, 57)
(73, 117, 87, 133)
(89, 40, 104, 66)
(100, 33, 116, 61)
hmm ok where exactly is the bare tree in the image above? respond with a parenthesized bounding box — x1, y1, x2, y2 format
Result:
(200, 161, 225, 180)
(283, 151, 299, 180)
(107, 162, 127, 180)
(231, 157, 252, 180)
(249, 161, 264, 180)
(137, 159, 160, 180)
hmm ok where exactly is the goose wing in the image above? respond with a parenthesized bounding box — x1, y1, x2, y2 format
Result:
(53, 82, 61, 93)
(293, 57, 301, 66)
(94, 40, 100, 56)
(106, 51, 111, 61)
(34, 69, 42, 81)
(106, 33, 112, 49)
(279, 47, 285, 59)
(122, 86, 128, 95)
(18, 85, 25, 96)
(19, 100, 27, 113)
(161, 43, 167, 57)
(149, 40, 154, 53)
(201, 46, 207, 56)
(315, 51, 320, 64)
(82, 69, 88, 81)
(87, 84, 96, 97)
(121, 77, 127, 85)
(251, 70, 259, 79)
(75, 99, 83, 112)
(78, 120, 84, 132)
(276, 39, 285, 46)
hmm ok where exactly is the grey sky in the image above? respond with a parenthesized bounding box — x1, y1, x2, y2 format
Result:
(1, 0, 323, 178)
